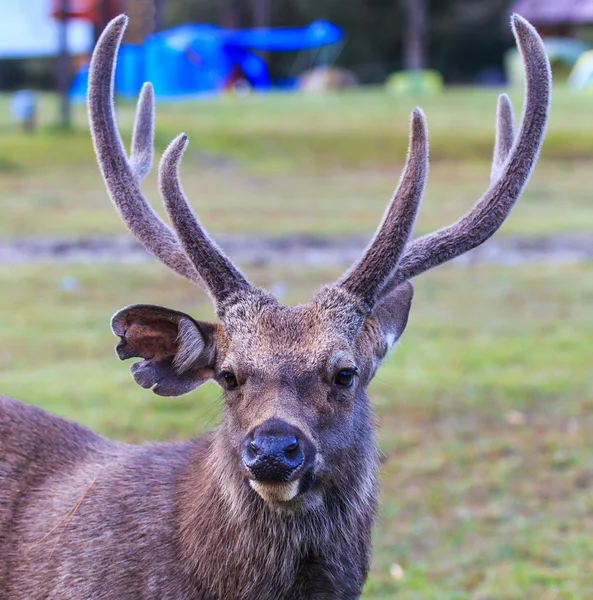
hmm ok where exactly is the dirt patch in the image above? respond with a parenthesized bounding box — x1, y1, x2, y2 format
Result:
(1, 234, 592, 266)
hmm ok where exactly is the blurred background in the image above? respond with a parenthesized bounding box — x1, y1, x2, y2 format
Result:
(0, 0, 592, 597)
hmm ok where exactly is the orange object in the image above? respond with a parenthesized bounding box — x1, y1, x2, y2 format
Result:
(51, 0, 124, 23)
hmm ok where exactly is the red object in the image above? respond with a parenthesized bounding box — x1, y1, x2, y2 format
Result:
(51, 0, 123, 23)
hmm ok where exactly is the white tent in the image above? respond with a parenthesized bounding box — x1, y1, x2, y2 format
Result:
(0, 0, 93, 59)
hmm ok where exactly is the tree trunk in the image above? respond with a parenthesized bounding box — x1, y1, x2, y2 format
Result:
(57, 0, 71, 129)
(403, 0, 427, 70)
(220, 0, 240, 29)
(251, 0, 272, 62)
(251, 0, 271, 28)
(154, 0, 164, 31)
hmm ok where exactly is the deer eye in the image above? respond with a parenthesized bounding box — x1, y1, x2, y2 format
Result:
(220, 371, 239, 389)
(334, 369, 357, 388)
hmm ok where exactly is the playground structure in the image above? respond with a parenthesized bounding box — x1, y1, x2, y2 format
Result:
(568, 49, 593, 90)
(70, 20, 343, 100)
(505, 37, 591, 87)
(504, 36, 593, 91)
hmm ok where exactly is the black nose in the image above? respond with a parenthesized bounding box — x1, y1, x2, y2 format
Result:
(243, 431, 305, 482)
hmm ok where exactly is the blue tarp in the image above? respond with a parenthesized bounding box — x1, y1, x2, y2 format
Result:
(223, 21, 342, 51)
(71, 21, 342, 100)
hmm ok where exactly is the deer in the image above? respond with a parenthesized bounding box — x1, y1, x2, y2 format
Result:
(0, 14, 550, 600)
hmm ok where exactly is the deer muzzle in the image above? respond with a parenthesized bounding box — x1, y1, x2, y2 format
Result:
(242, 418, 317, 502)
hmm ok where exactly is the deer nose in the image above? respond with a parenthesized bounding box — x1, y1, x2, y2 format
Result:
(242, 434, 304, 482)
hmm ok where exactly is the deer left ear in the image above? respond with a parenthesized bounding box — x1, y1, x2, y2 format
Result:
(372, 281, 414, 356)
(111, 304, 218, 397)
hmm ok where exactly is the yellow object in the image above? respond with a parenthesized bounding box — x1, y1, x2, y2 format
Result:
(385, 69, 444, 95)
(568, 50, 593, 91)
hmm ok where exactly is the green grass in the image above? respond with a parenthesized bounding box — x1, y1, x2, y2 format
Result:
(1, 261, 591, 598)
(1, 85, 592, 597)
(1, 87, 593, 238)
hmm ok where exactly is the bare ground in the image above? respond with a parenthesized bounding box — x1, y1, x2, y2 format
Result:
(1, 233, 592, 267)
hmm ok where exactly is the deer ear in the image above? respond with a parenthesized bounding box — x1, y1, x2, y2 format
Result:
(372, 282, 414, 356)
(111, 304, 217, 397)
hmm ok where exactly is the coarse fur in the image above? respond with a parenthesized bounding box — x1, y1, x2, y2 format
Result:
(0, 13, 551, 600)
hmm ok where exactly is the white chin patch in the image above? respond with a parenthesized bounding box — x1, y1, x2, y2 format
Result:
(385, 332, 396, 350)
(250, 480, 300, 503)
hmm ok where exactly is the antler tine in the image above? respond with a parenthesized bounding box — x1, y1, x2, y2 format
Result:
(159, 135, 252, 309)
(88, 16, 205, 287)
(490, 93, 516, 184)
(336, 109, 429, 309)
(130, 82, 155, 182)
(383, 14, 550, 293)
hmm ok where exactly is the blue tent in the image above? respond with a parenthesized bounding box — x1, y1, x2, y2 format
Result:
(71, 21, 342, 100)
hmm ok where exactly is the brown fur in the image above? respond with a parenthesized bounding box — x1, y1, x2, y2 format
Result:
(0, 13, 551, 600)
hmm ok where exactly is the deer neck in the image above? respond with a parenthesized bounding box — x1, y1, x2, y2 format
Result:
(175, 422, 379, 598)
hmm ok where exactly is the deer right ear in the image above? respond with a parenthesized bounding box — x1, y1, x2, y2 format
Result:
(111, 305, 217, 397)
(372, 281, 414, 357)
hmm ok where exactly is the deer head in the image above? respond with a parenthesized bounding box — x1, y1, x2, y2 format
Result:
(88, 15, 550, 508)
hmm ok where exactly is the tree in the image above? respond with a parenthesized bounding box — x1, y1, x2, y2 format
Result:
(403, 0, 427, 70)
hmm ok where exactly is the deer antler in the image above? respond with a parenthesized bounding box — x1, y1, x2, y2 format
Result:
(89, 14, 548, 315)
(129, 82, 155, 182)
(490, 93, 516, 184)
(87, 15, 252, 307)
(379, 15, 550, 296)
(334, 15, 549, 308)
(337, 109, 428, 308)
(159, 135, 252, 303)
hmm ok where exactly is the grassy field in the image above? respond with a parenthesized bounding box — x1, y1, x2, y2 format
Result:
(1, 88, 593, 238)
(0, 86, 592, 598)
